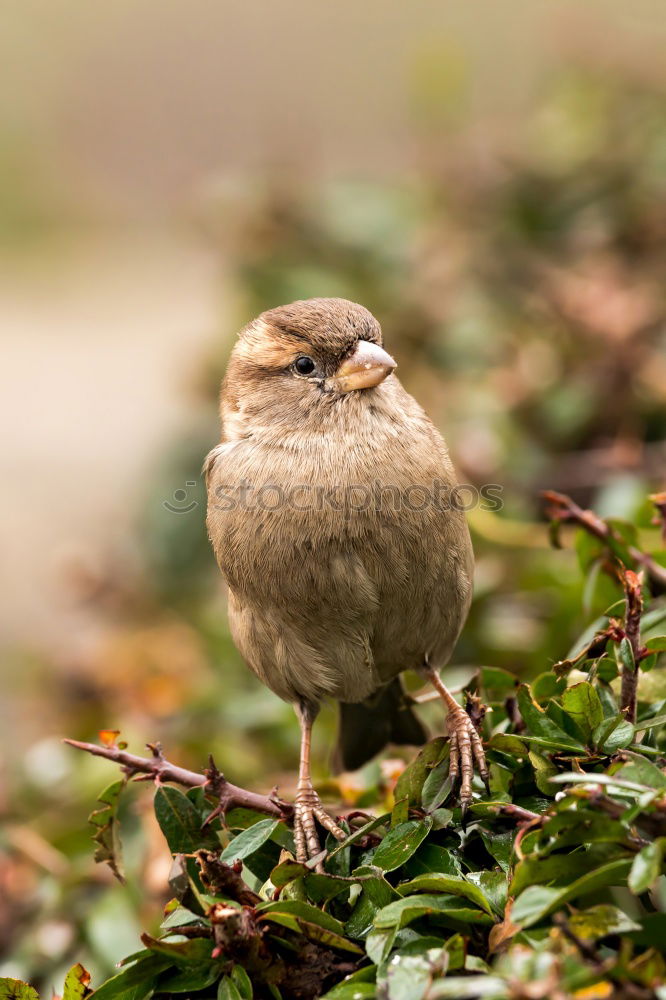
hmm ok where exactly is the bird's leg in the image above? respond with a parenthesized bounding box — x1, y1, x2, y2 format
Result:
(424, 665, 489, 823)
(293, 702, 346, 870)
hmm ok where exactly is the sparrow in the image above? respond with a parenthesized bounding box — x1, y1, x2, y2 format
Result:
(205, 298, 486, 865)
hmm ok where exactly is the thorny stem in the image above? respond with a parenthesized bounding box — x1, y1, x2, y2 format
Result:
(620, 568, 645, 724)
(496, 803, 541, 823)
(542, 490, 659, 721)
(63, 738, 293, 820)
(542, 489, 666, 590)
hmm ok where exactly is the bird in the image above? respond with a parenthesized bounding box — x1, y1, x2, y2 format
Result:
(205, 297, 487, 866)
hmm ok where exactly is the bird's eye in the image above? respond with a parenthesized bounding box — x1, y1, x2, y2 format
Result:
(293, 356, 316, 376)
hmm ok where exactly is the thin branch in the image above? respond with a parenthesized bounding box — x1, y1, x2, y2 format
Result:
(620, 568, 645, 724)
(495, 803, 541, 823)
(552, 913, 607, 971)
(542, 489, 666, 590)
(541, 489, 657, 721)
(496, 804, 544, 861)
(64, 739, 293, 820)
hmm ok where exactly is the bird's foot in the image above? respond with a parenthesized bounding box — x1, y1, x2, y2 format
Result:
(447, 705, 490, 827)
(293, 785, 347, 871)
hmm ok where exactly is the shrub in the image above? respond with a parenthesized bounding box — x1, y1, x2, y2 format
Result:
(5, 491, 665, 1000)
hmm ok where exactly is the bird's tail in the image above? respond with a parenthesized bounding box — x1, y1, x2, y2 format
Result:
(334, 677, 428, 772)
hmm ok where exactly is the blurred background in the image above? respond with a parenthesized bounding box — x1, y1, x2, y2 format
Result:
(2, 0, 666, 986)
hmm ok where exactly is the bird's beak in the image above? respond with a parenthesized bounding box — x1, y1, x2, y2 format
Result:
(330, 341, 397, 393)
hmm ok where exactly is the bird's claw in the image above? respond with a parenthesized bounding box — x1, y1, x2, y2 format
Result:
(293, 786, 346, 872)
(447, 706, 489, 824)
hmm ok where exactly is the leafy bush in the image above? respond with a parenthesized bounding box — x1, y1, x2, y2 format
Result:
(5, 493, 666, 1000)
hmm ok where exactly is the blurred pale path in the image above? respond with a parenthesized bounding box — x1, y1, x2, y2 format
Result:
(0, 230, 219, 648)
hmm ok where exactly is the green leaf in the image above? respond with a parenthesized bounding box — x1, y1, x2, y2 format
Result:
(0, 981, 40, 1000)
(480, 667, 517, 697)
(89, 780, 126, 883)
(561, 682, 603, 740)
(159, 965, 220, 993)
(634, 712, 666, 733)
(612, 751, 666, 790)
(374, 894, 494, 930)
(429, 807, 454, 830)
(365, 926, 398, 966)
(161, 905, 209, 931)
(62, 965, 92, 1000)
(509, 885, 560, 929)
(516, 685, 585, 751)
(322, 984, 376, 1000)
(258, 906, 364, 954)
(465, 871, 508, 917)
(230, 966, 252, 1000)
(271, 859, 312, 889)
(257, 898, 347, 934)
(616, 637, 635, 674)
(596, 657, 619, 683)
(567, 904, 640, 939)
(486, 734, 528, 757)
(528, 750, 558, 796)
(420, 976, 507, 999)
(269, 858, 355, 902)
(592, 715, 635, 752)
(218, 818, 279, 863)
(305, 872, 357, 903)
(528, 810, 627, 854)
(346, 871, 399, 939)
(640, 652, 658, 672)
(217, 977, 242, 1000)
(385, 940, 447, 1000)
(89, 954, 173, 1000)
(154, 786, 218, 855)
(480, 829, 514, 873)
(512, 858, 633, 928)
(532, 672, 567, 702)
(370, 820, 432, 873)
(510, 845, 625, 896)
(442, 933, 466, 970)
(403, 843, 461, 878)
(395, 873, 494, 916)
(421, 758, 451, 813)
(140, 935, 214, 964)
(392, 739, 447, 822)
(629, 838, 666, 894)
(566, 615, 609, 661)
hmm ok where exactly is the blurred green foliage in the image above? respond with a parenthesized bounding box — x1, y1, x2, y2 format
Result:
(2, 62, 666, 990)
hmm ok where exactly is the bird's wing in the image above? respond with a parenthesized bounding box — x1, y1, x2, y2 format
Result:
(205, 438, 382, 705)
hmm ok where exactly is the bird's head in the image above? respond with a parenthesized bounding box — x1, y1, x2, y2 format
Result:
(222, 298, 397, 438)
